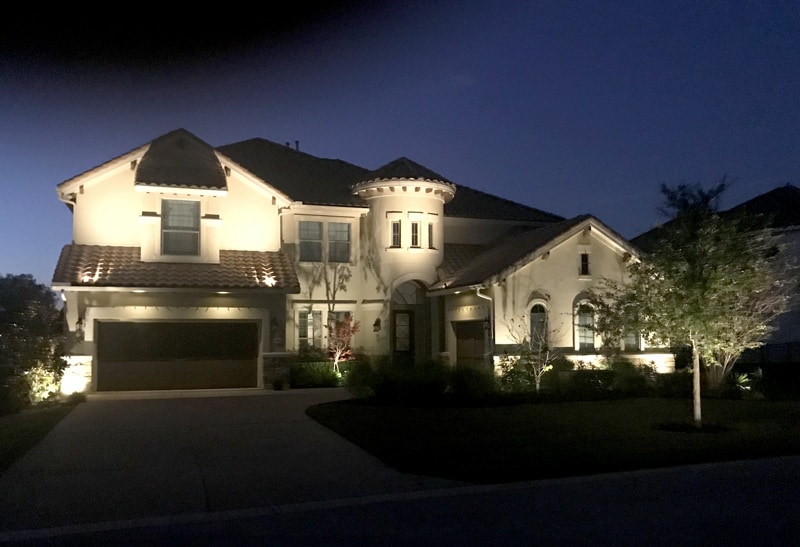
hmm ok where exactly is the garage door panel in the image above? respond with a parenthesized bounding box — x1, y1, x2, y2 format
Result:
(97, 321, 259, 391)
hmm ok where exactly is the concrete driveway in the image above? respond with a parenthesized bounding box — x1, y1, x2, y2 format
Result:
(0, 388, 461, 533)
(2, 389, 800, 544)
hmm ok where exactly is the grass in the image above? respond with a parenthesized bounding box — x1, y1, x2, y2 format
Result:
(0, 401, 78, 475)
(307, 397, 800, 483)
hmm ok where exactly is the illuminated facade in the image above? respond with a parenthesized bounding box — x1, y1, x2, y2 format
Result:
(53, 129, 673, 393)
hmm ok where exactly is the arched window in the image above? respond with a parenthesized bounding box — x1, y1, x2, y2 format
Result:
(576, 303, 595, 351)
(530, 304, 547, 348)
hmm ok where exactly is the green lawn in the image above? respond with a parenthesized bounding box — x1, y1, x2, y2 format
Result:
(0, 403, 77, 475)
(307, 398, 800, 483)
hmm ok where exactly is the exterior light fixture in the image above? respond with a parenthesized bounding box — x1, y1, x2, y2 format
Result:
(373, 318, 381, 332)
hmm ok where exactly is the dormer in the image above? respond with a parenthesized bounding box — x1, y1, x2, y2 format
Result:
(134, 130, 228, 263)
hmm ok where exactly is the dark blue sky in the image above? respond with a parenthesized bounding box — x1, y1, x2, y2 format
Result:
(2, 1, 798, 284)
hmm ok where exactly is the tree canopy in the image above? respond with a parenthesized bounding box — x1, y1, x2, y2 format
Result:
(593, 181, 796, 426)
(0, 274, 65, 410)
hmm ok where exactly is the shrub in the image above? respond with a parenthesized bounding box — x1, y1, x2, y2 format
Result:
(563, 370, 616, 400)
(550, 356, 575, 373)
(371, 358, 448, 405)
(344, 354, 376, 398)
(448, 364, 496, 400)
(23, 364, 61, 404)
(288, 362, 340, 388)
(608, 359, 655, 397)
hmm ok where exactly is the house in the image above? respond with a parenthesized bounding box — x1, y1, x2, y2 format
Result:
(54, 129, 674, 393)
(632, 183, 800, 365)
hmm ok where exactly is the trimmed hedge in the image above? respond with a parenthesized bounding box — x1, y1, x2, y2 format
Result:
(288, 362, 340, 388)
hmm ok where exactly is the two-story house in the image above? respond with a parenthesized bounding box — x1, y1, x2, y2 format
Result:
(54, 129, 673, 393)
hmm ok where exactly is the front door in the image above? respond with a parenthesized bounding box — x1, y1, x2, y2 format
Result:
(392, 310, 414, 364)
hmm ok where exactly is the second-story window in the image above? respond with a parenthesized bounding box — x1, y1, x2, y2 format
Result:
(428, 223, 435, 249)
(328, 222, 350, 263)
(410, 221, 420, 248)
(162, 200, 200, 256)
(299, 221, 323, 261)
(391, 220, 401, 248)
(580, 252, 590, 276)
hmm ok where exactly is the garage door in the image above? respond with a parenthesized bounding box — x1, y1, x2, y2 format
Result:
(97, 321, 259, 391)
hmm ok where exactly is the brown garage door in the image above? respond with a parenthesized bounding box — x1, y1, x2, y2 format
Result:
(97, 321, 259, 391)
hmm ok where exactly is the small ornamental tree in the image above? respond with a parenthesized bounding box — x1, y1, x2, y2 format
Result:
(499, 315, 560, 394)
(593, 181, 795, 427)
(328, 314, 360, 373)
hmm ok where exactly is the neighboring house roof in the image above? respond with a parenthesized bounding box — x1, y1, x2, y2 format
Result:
(53, 245, 300, 292)
(724, 183, 800, 229)
(135, 129, 227, 190)
(216, 138, 369, 207)
(431, 215, 635, 291)
(632, 183, 800, 252)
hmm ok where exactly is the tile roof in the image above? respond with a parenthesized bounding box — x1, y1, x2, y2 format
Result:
(361, 157, 452, 184)
(218, 137, 563, 222)
(53, 245, 300, 292)
(437, 243, 488, 281)
(135, 129, 227, 190)
(216, 138, 369, 207)
(444, 184, 564, 222)
(431, 215, 596, 291)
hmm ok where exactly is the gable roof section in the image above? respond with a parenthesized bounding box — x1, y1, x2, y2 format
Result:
(216, 138, 369, 207)
(632, 183, 800, 252)
(53, 245, 300, 292)
(135, 128, 227, 190)
(431, 215, 635, 291)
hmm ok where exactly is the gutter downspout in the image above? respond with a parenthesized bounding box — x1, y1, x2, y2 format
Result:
(474, 286, 495, 366)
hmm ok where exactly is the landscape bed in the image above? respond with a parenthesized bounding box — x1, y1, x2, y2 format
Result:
(307, 398, 800, 483)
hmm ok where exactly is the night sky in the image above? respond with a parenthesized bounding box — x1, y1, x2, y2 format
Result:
(2, 1, 798, 285)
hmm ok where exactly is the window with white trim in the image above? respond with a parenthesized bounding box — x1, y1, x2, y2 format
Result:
(530, 304, 548, 348)
(299, 221, 323, 262)
(391, 220, 401, 248)
(162, 200, 200, 256)
(576, 303, 595, 351)
(410, 221, 420, 248)
(623, 331, 641, 351)
(328, 223, 350, 263)
(298, 310, 323, 349)
(580, 252, 590, 276)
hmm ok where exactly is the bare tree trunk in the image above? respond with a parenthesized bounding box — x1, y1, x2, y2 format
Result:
(691, 338, 702, 429)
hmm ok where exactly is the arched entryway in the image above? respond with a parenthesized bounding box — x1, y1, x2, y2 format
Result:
(390, 280, 431, 365)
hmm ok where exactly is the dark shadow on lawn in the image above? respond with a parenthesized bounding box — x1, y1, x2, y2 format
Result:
(654, 422, 735, 433)
(307, 397, 800, 483)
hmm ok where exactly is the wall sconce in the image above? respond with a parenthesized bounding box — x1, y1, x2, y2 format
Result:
(373, 318, 381, 332)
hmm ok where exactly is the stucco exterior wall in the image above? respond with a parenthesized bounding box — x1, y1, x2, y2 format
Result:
(217, 168, 283, 252)
(493, 227, 629, 350)
(71, 162, 142, 246)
